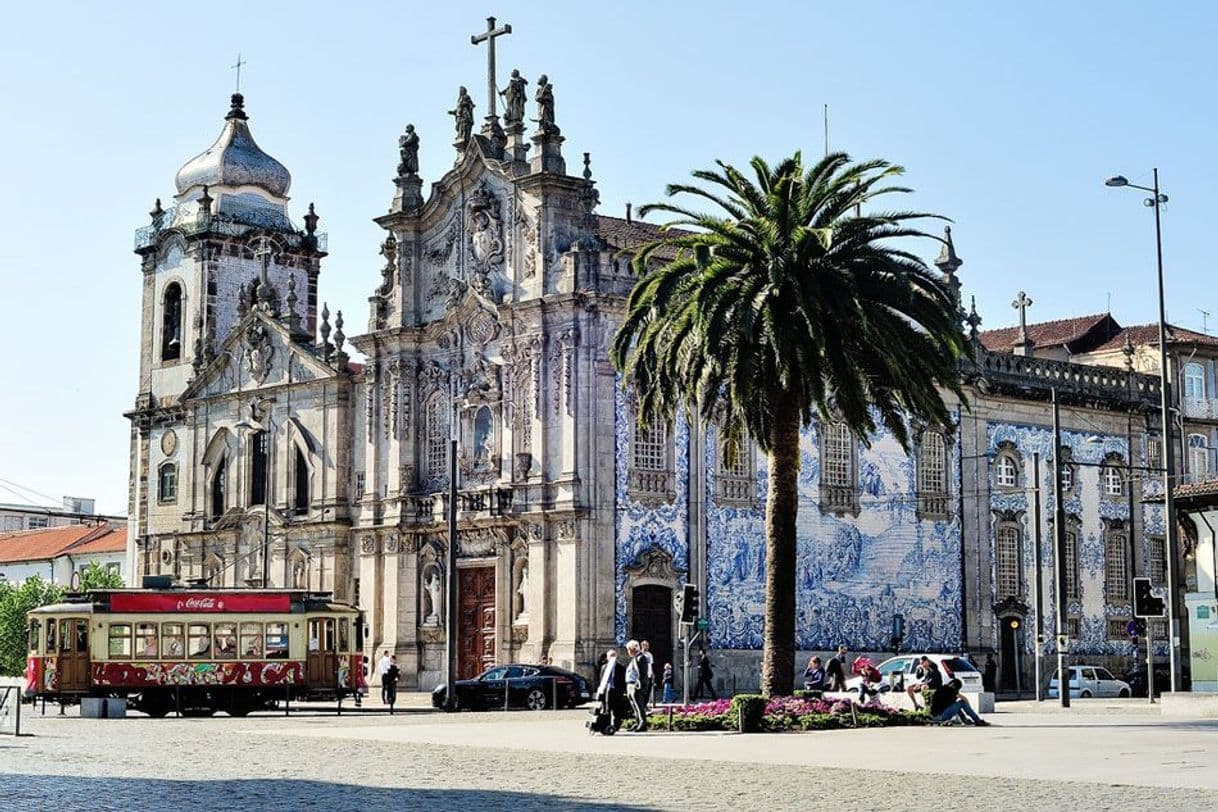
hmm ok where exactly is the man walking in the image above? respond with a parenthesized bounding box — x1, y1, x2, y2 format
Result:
(825, 645, 849, 692)
(637, 640, 655, 711)
(692, 647, 717, 700)
(625, 640, 649, 731)
(377, 649, 393, 705)
(384, 655, 401, 714)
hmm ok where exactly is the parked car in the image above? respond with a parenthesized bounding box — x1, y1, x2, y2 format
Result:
(1048, 665, 1131, 698)
(432, 663, 593, 711)
(1120, 665, 1170, 698)
(844, 654, 984, 694)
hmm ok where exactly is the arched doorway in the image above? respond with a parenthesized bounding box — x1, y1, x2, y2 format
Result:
(994, 598, 1029, 695)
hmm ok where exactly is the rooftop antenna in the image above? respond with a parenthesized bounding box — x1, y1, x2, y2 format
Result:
(823, 104, 829, 157)
(1200, 308, 1211, 334)
(231, 53, 246, 93)
(1106, 291, 1111, 313)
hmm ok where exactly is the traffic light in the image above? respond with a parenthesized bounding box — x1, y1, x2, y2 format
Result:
(1133, 577, 1166, 618)
(680, 583, 700, 624)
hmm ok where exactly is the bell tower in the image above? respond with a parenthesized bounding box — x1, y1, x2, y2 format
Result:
(131, 93, 325, 407)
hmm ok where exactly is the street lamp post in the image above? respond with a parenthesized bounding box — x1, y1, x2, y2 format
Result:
(234, 411, 272, 589)
(1105, 170, 1180, 693)
(1051, 388, 1070, 708)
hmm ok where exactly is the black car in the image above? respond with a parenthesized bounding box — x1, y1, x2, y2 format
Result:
(432, 663, 593, 711)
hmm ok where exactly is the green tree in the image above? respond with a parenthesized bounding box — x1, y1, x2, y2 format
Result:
(0, 576, 64, 676)
(77, 561, 125, 592)
(612, 152, 966, 697)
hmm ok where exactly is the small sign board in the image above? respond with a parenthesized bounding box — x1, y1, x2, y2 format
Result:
(695, 617, 710, 631)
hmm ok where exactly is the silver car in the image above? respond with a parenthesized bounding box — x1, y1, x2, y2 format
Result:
(1048, 665, 1131, 698)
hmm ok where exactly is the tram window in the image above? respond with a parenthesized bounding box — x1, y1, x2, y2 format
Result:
(214, 623, 237, 659)
(338, 619, 350, 652)
(265, 623, 288, 659)
(46, 620, 56, 652)
(187, 623, 211, 658)
(240, 623, 264, 658)
(60, 620, 72, 651)
(28, 620, 41, 653)
(308, 618, 335, 652)
(135, 623, 158, 658)
(162, 623, 185, 658)
(108, 624, 133, 658)
(75, 620, 88, 653)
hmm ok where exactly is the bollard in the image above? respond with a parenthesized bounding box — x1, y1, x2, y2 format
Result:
(337, 695, 342, 716)
(284, 684, 290, 717)
(668, 705, 675, 731)
(552, 676, 558, 711)
(175, 686, 182, 718)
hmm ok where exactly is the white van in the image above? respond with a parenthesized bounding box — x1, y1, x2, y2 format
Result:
(1047, 665, 1131, 698)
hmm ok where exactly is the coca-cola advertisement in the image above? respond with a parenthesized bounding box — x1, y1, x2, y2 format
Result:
(110, 592, 291, 613)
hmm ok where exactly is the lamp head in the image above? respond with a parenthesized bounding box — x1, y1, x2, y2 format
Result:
(1105, 175, 1130, 188)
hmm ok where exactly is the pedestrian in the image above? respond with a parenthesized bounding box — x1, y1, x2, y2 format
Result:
(625, 640, 649, 731)
(662, 662, 675, 704)
(638, 640, 655, 710)
(693, 647, 717, 700)
(377, 649, 393, 705)
(906, 655, 943, 711)
(802, 656, 826, 692)
(595, 649, 628, 732)
(853, 657, 883, 703)
(384, 655, 401, 713)
(983, 655, 997, 693)
(930, 678, 990, 726)
(825, 645, 848, 692)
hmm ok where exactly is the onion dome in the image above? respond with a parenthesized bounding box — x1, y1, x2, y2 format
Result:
(174, 94, 291, 198)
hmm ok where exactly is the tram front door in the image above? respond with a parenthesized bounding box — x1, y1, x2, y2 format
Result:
(306, 618, 337, 689)
(57, 618, 90, 693)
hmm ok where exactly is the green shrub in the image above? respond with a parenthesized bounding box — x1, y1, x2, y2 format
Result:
(792, 689, 825, 700)
(731, 694, 767, 733)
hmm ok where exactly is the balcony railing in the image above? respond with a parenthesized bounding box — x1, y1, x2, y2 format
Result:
(1180, 397, 1218, 421)
(967, 347, 1161, 410)
(400, 488, 514, 523)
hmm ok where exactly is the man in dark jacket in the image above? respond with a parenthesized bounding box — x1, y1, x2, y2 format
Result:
(825, 645, 849, 691)
(930, 679, 989, 726)
(596, 650, 629, 730)
(693, 648, 717, 700)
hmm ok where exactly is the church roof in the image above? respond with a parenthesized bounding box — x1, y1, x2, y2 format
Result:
(978, 313, 1118, 353)
(0, 523, 125, 565)
(1090, 322, 1218, 352)
(596, 215, 691, 260)
(174, 94, 291, 198)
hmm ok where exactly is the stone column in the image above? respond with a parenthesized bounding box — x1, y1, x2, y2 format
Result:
(398, 535, 420, 687)
(357, 533, 382, 661)
(524, 523, 547, 661)
(380, 531, 401, 659)
(550, 519, 579, 670)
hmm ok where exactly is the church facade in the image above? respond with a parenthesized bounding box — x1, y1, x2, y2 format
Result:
(127, 74, 1200, 693)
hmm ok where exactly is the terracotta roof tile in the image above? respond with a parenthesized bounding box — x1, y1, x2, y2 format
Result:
(0, 523, 121, 565)
(1091, 323, 1218, 353)
(596, 215, 691, 260)
(69, 527, 127, 556)
(978, 313, 1116, 352)
(1173, 479, 1218, 502)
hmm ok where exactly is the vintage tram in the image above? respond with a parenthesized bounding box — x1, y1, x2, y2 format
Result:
(25, 586, 366, 716)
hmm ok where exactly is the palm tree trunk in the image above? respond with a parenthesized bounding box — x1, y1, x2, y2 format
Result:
(761, 396, 801, 697)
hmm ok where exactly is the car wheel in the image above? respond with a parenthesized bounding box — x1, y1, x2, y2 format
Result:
(1080, 690, 1092, 698)
(1119, 689, 1130, 698)
(525, 688, 548, 711)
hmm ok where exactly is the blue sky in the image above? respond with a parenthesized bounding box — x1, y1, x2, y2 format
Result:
(1, 1, 1214, 514)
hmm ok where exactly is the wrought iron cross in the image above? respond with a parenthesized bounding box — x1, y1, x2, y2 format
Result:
(232, 53, 246, 93)
(471, 16, 511, 118)
(253, 237, 275, 286)
(1012, 290, 1033, 341)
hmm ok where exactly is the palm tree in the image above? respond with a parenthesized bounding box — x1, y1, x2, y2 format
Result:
(611, 151, 967, 697)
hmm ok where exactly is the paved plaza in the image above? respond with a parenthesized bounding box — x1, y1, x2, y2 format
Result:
(2, 698, 1217, 810)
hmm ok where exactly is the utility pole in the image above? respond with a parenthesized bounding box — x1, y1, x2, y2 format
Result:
(444, 388, 460, 711)
(1032, 452, 1044, 702)
(1051, 388, 1070, 708)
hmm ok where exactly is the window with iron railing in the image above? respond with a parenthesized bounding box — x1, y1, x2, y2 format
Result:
(996, 525, 1021, 599)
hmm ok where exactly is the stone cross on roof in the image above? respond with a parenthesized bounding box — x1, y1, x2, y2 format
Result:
(471, 16, 511, 119)
(1011, 290, 1034, 355)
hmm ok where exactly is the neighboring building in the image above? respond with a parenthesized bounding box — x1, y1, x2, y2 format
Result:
(0, 523, 127, 586)
(126, 75, 1197, 694)
(0, 496, 123, 533)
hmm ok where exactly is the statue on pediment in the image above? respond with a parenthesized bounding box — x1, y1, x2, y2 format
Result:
(449, 87, 475, 149)
(465, 185, 506, 299)
(243, 322, 274, 384)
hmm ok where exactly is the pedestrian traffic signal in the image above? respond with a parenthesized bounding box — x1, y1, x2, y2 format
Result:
(1133, 577, 1165, 618)
(680, 584, 700, 624)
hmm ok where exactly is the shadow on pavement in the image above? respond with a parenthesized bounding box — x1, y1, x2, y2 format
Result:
(0, 774, 651, 811)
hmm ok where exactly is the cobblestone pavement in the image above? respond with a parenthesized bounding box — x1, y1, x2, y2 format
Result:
(2, 703, 1217, 811)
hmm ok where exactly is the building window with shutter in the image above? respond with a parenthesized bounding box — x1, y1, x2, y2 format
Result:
(628, 411, 675, 505)
(996, 524, 1022, 600)
(916, 430, 950, 518)
(819, 421, 859, 515)
(426, 395, 449, 490)
(1065, 530, 1080, 600)
(1105, 528, 1128, 602)
(158, 463, 178, 504)
(1148, 536, 1166, 584)
(716, 437, 755, 506)
(994, 448, 1020, 490)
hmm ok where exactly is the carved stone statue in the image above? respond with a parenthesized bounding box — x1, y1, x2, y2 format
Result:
(449, 87, 475, 147)
(242, 322, 274, 384)
(397, 124, 419, 176)
(423, 566, 443, 626)
(378, 234, 397, 296)
(501, 69, 528, 130)
(516, 562, 529, 621)
(533, 75, 558, 137)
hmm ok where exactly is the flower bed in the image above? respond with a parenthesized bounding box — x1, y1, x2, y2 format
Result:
(635, 696, 928, 733)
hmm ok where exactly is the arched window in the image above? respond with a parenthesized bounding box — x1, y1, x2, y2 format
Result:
(293, 447, 309, 514)
(1188, 434, 1210, 479)
(917, 431, 948, 494)
(1105, 527, 1128, 601)
(996, 525, 1021, 599)
(1102, 455, 1125, 498)
(1184, 362, 1206, 400)
(250, 430, 269, 505)
(161, 283, 183, 362)
(994, 452, 1020, 490)
(158, 463, 178, 503)
(210, 458, 227, 519)
(426, 395, 449, 488)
